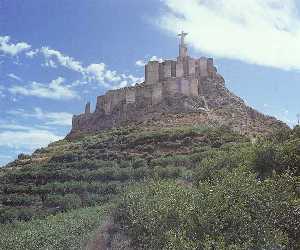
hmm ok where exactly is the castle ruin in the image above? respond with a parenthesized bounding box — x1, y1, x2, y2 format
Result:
(69, 32, 287, 136)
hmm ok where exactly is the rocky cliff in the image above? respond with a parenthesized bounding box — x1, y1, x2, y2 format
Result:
(68, 35, 287, 139)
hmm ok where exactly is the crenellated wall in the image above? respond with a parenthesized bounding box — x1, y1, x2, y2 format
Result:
(145, 61, 160, 84)
(144, 56, 216, 85)
(69, 33, 288, 138)
(72, 54, 219, 132)
(126, 87, 136, 104)
(80, 55, 218, 116)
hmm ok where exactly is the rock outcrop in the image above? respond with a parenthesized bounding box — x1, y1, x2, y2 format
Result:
(68, 33, 287, 138)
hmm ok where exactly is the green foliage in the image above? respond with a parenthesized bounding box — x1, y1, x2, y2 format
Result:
(253, 139, 300, 178)
(115, 168, 299, 249)
(0, 194, 37, 206)
(0, 205, 109, 250)
(151, 155, 192, 169)
(193, 143, 255, 184)
(0, 207, 37, 224)
(292, 125, 300, 138)
(114, 181, 196, 249)
(1, 123, 299, 249)
(131, 157, 147, 169)
(44, 193, 82, 212)
(152, 166, 182, 179)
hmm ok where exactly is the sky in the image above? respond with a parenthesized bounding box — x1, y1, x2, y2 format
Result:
(0, 0, 300, 166)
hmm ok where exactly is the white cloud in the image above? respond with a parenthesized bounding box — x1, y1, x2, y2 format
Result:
(9, 77, 79, 100)
(112, 80, 129, 90)
(160, 0, 300, 70)
(85, 63, 106, 83)
(135, 56, 164, 67)
(40, 47, 84, 72)
(104, 70, 122, 82)
(85, 63, 143, 87)
(1, 36, 143, 90)
(149, 56, 164, 63)
(0, 36, 31, 56)
(135, 60, 146, 67)
(125, 74, 144, 85)
(0, 129, 62, 150)
(0, 123, 33, 131)
(26, 49, 39, 58)
(6, 108, 73, 126)
(7, 73, 22, 81)
(28, 108, 73, 126)
(39, 47, 141, 87)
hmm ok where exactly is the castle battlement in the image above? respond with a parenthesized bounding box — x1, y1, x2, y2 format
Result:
(68, 31, 288, 138)
(144, 56, 216, 84)
(71, 32, 221, 133)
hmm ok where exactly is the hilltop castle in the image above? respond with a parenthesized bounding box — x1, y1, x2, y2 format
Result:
(69, 32, 286, 137)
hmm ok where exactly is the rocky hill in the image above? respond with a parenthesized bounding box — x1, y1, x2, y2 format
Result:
(69, 34, 287, 139)
(0, 123, 299, 249)
(0, 33, 298, 249)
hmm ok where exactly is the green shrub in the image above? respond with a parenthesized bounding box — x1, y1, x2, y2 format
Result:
(151, 155, 192, 169)
(115, 168, 299, 249)
(292, 125, 300, 138)
(193, 143, 254, 184)
(0, 207, 36, 224)
(253, 139, 300, 178)
(153, 166, 182, 179)
(114, 181, 196, 249)
(44, 193, 82, 212)
(0, 205, 110, 250)
(1, 194, 37, 206)
(132, 158, 147, 169)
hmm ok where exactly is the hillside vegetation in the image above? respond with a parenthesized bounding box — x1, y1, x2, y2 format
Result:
(0, 124, 299, 249)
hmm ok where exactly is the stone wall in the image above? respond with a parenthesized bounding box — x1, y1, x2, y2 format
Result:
(145, 61, 159, 84)
(152, 82, 163, 105)
(199, 57, 208, 77)
(144, 56, 218, 85)
(188, 58, 196, 75)
(72, 54, 219, 133)
(162, 60, 172, 79)
(176, 61, 184, 78)
(126, 87, 136, 104)
(85, 102, 91, 114)
(92, 56, 213, 117)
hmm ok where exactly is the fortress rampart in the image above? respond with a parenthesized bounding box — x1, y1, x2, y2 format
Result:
(81, 56, 217, 116)
(71, 32, 219, 132)
(69, 31, 288, 137)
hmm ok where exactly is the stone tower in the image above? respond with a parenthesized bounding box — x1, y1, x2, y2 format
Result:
(69, 32, 226, 135)
(85, 102, 91, 114)
(178, 31, 188, 59)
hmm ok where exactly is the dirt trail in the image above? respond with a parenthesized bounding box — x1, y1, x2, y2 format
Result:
(85, 219, 113, 250)
(85, 217, 132, 250)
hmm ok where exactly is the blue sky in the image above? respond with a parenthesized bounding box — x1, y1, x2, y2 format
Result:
(0, 0, 300, 166)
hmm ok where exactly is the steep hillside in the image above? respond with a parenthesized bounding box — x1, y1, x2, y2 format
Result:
(0, 124, 299, 249)
(1, 124, 247, 222)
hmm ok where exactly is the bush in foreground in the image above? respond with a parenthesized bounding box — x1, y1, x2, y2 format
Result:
(0, 205, 110, 250)
(115, 167, 299, 249)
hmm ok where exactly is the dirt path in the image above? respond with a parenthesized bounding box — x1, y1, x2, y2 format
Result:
(85, 219, 114, 250)
(85, 217, 131, 250)
(86, 231, 107, 250)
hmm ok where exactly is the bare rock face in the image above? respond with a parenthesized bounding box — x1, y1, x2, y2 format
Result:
(68, 37, 288, 139)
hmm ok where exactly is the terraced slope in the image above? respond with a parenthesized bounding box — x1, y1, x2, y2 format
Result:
(0, 124, 247, 223)
(0, 124, 299, 249)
